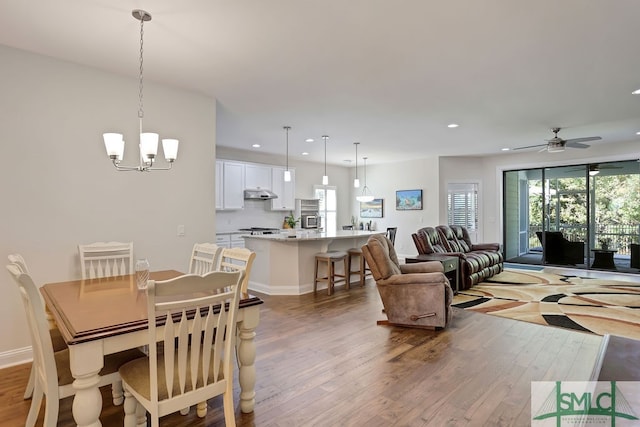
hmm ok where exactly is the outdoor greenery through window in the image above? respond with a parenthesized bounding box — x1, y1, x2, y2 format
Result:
(503, 160, 640, 271)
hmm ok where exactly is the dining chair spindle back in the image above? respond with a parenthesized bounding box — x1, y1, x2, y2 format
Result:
(219, 247, 256, 295)
(118, 270, 245, 427)
(78, 241, 134, 279)
(188, 243, 223, 275)
(6, 263, 144, 427)
(8, 253, 68, 400)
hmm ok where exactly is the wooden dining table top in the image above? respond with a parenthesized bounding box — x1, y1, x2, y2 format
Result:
(41, 269, 263, 345)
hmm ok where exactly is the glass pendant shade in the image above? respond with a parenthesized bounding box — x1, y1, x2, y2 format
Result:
(356, 192, 374, 203)
(322, 175, 329, 185)
(284, 170, 292, 182)
(140, 132, 159, 161)
(356, 156, 374, 202)
(103, 133, 125, 160)
(353, 178, 360, 188)
(162, 139, 179, 161)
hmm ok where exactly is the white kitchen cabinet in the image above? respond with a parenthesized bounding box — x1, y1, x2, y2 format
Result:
(221, 161, 245, 210)
(215, 233, 245, 248)
(245, 164, 272, 190)
(215, 160, 224, 210)
(270, 167, 296, 211)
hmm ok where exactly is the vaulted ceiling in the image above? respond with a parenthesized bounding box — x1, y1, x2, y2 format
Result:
(2, 1, 640, 165)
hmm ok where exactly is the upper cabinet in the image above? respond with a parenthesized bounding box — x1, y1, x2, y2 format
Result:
(244, 164, 272, 190)
(216, 159, 296, 211)
(270, 167, 296, 211)
(218, 161, 245, 210)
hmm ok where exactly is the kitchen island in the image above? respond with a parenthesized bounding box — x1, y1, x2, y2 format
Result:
(243, 230, 384, 295)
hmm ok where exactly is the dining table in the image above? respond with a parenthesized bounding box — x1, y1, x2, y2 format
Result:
(41, 270, 263, 427)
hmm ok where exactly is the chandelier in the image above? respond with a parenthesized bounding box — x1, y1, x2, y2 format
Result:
(103, 9, 179, 172)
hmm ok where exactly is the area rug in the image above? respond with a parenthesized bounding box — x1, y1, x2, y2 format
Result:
(452, 269, 640, 340)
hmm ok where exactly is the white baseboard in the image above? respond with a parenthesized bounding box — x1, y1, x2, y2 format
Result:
(0, 346, 32, 369)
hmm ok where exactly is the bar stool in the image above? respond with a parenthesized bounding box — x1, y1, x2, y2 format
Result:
(347, 247, 366, 287)
(314, 251, 348, 295)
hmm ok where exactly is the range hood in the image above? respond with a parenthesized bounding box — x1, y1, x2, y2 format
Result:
(244, 189, 278, 200)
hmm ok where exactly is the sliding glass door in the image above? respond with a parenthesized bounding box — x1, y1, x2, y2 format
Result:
(503, 160, 640, 272)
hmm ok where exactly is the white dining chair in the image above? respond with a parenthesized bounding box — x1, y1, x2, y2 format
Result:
(6, 263, 145, 427)
(118, 270, 244, 427)
(219, 247, 256, 295)
(7, 253, 68, 400)
(188, 243, 223, 275)
(78, 241, 134, 279)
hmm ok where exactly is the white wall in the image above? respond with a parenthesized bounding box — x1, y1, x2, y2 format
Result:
(347, 157, 440, 259)
(0, 45, 217, 363)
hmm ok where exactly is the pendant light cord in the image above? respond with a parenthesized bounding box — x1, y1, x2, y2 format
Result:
(323, 135, 328, 176)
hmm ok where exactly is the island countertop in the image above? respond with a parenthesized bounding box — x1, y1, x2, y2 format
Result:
(242, 230, 383, 242)
(243, 230, 384, 295)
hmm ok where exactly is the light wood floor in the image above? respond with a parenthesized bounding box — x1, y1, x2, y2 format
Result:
(1, 279, 604, 427)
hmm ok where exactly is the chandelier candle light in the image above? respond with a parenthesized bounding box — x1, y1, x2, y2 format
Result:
(356, 156, 374, 202)
(322, 135, 329, 185)
(103, 9, 179, 172)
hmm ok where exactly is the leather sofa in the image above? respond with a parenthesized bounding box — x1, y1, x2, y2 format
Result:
(411, 225, 503, 290)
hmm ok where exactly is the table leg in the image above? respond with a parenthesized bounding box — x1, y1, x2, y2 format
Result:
(69, 341, 104, 427)
(237, 305, 260, 413)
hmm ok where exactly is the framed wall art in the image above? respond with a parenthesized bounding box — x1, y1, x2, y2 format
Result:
(396, 189, 422, 210)
(360, 198, 383, 218)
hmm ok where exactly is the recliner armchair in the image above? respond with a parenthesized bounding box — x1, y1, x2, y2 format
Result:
(362, 234, 453, 329)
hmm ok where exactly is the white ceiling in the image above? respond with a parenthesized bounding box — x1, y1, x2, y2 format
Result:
(2, 0, 640, 166)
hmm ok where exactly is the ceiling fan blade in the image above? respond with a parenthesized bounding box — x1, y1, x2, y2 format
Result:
(565, 141, 590, 149)
(564, 136, 601, 144)
(511, 143, 548, 151)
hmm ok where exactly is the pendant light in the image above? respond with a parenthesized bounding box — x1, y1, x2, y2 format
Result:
(353, 142, 360, 188)
(356, 156, 375, 202)
(283, 126, 291, 182)
(103, 9, 179, 172)
(322, 135, 329, 185)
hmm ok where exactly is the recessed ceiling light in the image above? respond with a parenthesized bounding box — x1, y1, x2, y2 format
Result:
(447, 123, 459, 128)
(636, 131, 640, 135)
(633, 89, 640, 95)
(252, 144, 260, 148)
(305, 138, 314, 143)
(301, 152, 309, 156)
(501, 148, 510, 151)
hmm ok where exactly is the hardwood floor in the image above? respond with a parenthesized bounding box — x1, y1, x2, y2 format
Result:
(1, 279, 603, 426)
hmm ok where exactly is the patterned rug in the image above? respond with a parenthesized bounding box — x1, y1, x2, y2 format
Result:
(452, 269, 640, 340)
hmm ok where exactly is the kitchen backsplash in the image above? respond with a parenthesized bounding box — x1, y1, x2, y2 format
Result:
(216, 200, 295, 232)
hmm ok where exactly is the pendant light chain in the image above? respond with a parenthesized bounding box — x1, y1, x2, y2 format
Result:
(138, 13, 145, 125)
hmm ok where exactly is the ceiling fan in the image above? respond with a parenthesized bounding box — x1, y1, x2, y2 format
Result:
(512, 127, 602, 153)
(568, 163, 622, 176)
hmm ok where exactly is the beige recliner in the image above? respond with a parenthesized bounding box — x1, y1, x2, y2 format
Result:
(362, 234, 454, 329)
